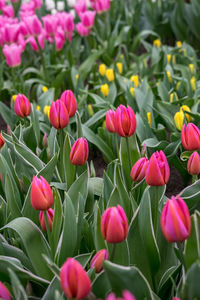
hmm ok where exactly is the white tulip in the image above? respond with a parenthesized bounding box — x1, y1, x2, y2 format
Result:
(57, 1, 65, 11)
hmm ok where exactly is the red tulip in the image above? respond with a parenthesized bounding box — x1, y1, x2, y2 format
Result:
(70, 137, 89, 166)
(60, 90, 77, 117)
(173, 298, 181, 300)
(49, 99, 69, 129)
(0, 134, 5, 149)
(90, 249, 108, 273)
(106, 109, 116, 133)
(0, 282, 11, 300)
(31, 176, 53, 210)
(145, 150, 170, 186)
(60, 258, 91, 300)
(161, 196, 191, 242)
(130, 157, 148, 182)
(115, 105, 137, 137)
(39, 208, 54, 231)
(101, 205, 129, 243)
(14, 94, 31, 117)
(187, 151, 200, 175)
(181, 123, 200, 151)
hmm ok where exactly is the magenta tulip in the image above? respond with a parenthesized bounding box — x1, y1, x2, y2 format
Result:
(115, 105, 137, 137)
(49, 99, 69, 129)
(39, 208, 54, 231)
(96, 0, 110, 13)
(106, 290, 136, 300)
(3, 43, 23, 67)
(31, 176, 53, 211)
(90, 249, 109, 273)
(76, 22, 90, 36)
(187, 151, 200, 175)
(0, 282, 11, 300)
(14, 94, 31, 117)
(70, 138, 89, 166)
(80, 11, 96, 29)
(60, 90, 77, 117)
(106, 109, 116, 133)
(24, 15, 42, 36)
(181, 123, 200, 151)
(130, 157, 148, 182)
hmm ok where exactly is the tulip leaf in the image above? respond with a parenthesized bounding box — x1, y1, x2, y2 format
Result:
(74, 252, 93, 269)
(180, 179, 200, 212)
(157, 265, 181, 299)
(1, 217, 52, 280)
(93, 202, 106, 252)
(0, 101, 17, 127)
(58, 194, 77, 266)
(142, 138, 168, 150)
(38, 154, 58, 182)
(92, 271, 111, 298)
(9, 269, 28, 300)
(63, 133, 75, 189)
(30, 104, 40, 146)
(5, 173, 22, 219)
(52, 188, 63, 258)
(84, 109, 107, 127)
(181, 262, 200, 300)
(79, 49, 104, 81)
(104, 261, 155, 299)
(38, 88, 55, 109)
(42, 276, 62, 300)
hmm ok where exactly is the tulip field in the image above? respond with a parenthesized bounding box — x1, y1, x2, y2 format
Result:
(1, 0, 200, 299)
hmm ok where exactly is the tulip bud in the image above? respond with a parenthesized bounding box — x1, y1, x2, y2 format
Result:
(161, 196, 191, 242)
(101, 83, 109, 97)
(39, 208, 54, 231)
(130, 87, 135, 97)
(105, 68, 114, 82)
(0, 134, 5, 149)
(60, 258, 91, 300)
(90, 249, 108, 273)
(116, 62, 123, 74)
(14, 94, 31, 117)
(106, 290, 136, 300)
(147, 112, 152, 127)
(70, 138, 89, 166)
(101, 205, 129, 243)
(0, 282, 11, 300)
(99, 63, 106, 76)
(181, 123, 200, 151)
(115, 105, 137, 137)
(176, 41, 182, 48)
(130, 157, 148, 182)
(180, 105, 192, 122)
(190, 76, 196, 91)
(187, 151, 200, 175)
(42, 132, 48, 148)
(106, 109, 116, 133)
(145, 150, 170, 186)
(49, 99, 69, 129)
(174, 111, 184, 131)
(60, 90, 77, 117)
(31, 176, 53, 210)
(130, 75, 139, 87)
(167, 54, 171, 64)
(153, 39, 162, 47)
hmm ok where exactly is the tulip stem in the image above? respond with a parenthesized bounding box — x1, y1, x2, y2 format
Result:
(110, 244, 116, 262)
(125, 137, 132, 172)
(58, 129, 65, 182)
(177, 242, 187, 271)
(192, 175, 198, 183)
(115, 134, 119, 159)
(44, 211, 53, 258)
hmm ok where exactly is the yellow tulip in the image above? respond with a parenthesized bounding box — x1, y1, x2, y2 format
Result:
(75, 74, 79, 80)
(170, 92, 178, 103)
(174, 111, 184, 131)
(88, 104, 94, 117)
(42, 86, 48, 93)
(189, 64, 195, 74)
(180, 105, 192, 122)
(167, 71, 172, 83)
(36, 105, 41, 111)
(153, 39, 162, 47)
(106, 69, 114, 82)
(167, 54, 171, 64)
(130, 75, 139, 87)
(130, 87, 135, 97)
(176, 41, 182, 48)
(43, 105, 50, 118)
(101, 84, 109, 97)
(147, 112, 152, 127)
(172, 55, 176, 64)
(190, 76, 196, 91)
(11, 94, 17, 102)
(99, 64, 106, 76)
(116, 62, 123, 74)
(176, 81, 181, 90)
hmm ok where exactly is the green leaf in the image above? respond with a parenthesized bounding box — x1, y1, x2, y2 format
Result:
(5, 173, 22, 219)
(42, 276, 62, 300)
(93, 202, 106, 251)
(52, 188, 63, 258)
(1, 217, 52, 280)
(63, 133, 75, 189)
(157, 82, 169, 102)
(142, 138, 168, 150)
(79, 49, 104, 80)
(38, 154, 58, 182)
(92, 271, 111, 298)
(38, 88, 55, 109)
(30, 104, 40, 146)
(181, 262, 200, 300)
(0, 101, 17, 127)
(180, 180, 200, 212)
(9, 269, 28, 300)
(84, 109, 107, 127)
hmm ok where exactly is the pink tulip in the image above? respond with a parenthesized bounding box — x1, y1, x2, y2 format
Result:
(96, 0, 110, 13)
(0, 282, 11, 300)
(24, 15, 42, 36)
(14, 94, 31, 117)
(74, 0, 87, 17)
(181, 123, 200, 151)
(70, 138, 89, 166)
(62, 12, 74, 33)
(42, 15, 58, 36)
(115, 105, 137, 137)
(3, 43, 23, 67)
(145, 150, 170, 186)
(161, 196, 191, 242)
(130, 157, 149, 182)
(60, 258, 91, 300)
(2, 23, 20, 43)
(39, 208, 54, 231)
(18, 34, 26, 51)
(106, 109, 116, 133)
(106, 290, 136, 300)
(90, 249, 109, 273)
(101, 205, 129, 243)
(11, 0, 19, 2)
(32, 0, 42, 9)
(49, 99, 69, 129)
(80, 11, 96, 29)
(31, 176, 53, 211)
(0, 0, 6, 10)
(187, 151, 200, 175)
(76, 22, 90, 36)
(55, 27, 65, 51)
(2, 5, 14, 18)
(60, 90, 77, 117)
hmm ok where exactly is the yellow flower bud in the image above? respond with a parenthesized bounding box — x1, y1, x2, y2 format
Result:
(153, 39, 162, 47)
(11, 94, 17, 102)
(180, 105, 192, 122)
(36, 105, 41, 111)
(167, 54, 171, 64)
(189, 64, 195, 74)
(172, 55, 176, 64)
(100, 84, 109, 97)
(75, 74, 79, 80)
(176, 41, 182, 48)
(170, 92, 178, 103)
(42, 86, 48, 93)
(190, 76, 196, 91)
(43, 105, 50, 118)
(105, 69, 114, 82)
(88, 104, 94, 117)
(116, 62, 123, 74)
(99, 64, 106, 76)
(130, 75, 139, 87)
(174, 111, 184, 131)
(176, 81, 181, 90)
(147, 112, 152, 127)
(130, 87, 135, 97)
(167, 71, 172, 83)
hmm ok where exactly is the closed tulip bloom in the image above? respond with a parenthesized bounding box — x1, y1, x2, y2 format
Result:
(180, 105, 192, 122)
(187, 151, 200, 175)
(31, 176, 53, 210)
(70, 138, 89, 166)
(181, 123, 200, 151)
(14, 94, 31, 117)
(90, 249, 108, 273)
(106, 290, 136, 300)
(96, 0, 110, 14)
(39, 208, 54, 231)
(3, 44, 23, 68)
(24, 15, 42, 35)
(49, 99, 69, 129)
(106, 109, 116, 133)
(101, 83, 109, 97)
(76, 22, 90, 36)
(106, 68, 114, 82)
(145, 151, 170, 186)
(161, 196, 191, 242)
(99, 63, 106, 76)
(60, 90, 77, 117)
(131, 157, 148, 182)
(0, 282, 11, 300)
(115, 105, 137, 137)
(60, 258, 91, 300)
(0, 134, 5, 149)
(101, 205, 129, 243)
(174, 111, 184, 131)
(80, 11, 96, 29)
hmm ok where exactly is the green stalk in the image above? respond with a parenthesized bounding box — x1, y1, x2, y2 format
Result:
(58, 129, 65, 182)
(192, 175, 198, 183)
(150, 186, 161, 234)
(35, 38, 49, 83)
(110, 244, 116, 262)
(125, 136, 132, 171)
(177, 241, 187, 271)
(115, 133, 119, 159)
(44, 211, 53, 258)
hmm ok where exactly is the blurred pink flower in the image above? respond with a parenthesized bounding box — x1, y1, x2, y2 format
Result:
(3, 43, 22, 67)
